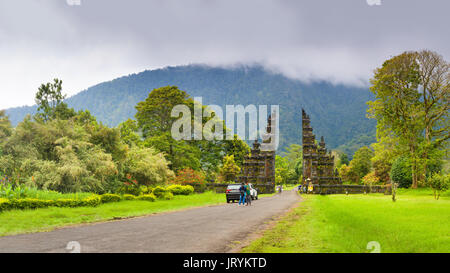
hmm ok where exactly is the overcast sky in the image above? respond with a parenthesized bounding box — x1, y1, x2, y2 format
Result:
(0, 0, 449, 109)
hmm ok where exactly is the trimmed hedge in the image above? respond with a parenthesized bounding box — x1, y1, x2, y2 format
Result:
(152, 186, 167, 198)
(122, 194, 137, 200)
(136, 194, 156, 202)
(160, 192, 174, 200)
(0, 195, 102, 212)
(167, 185, 194, 196)
(100, 194, 121, 203)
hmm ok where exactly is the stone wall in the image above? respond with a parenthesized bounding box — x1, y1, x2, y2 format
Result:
(309, 184, 392, 195)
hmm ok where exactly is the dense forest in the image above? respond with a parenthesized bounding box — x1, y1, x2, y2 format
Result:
(5, 65, 376, 156)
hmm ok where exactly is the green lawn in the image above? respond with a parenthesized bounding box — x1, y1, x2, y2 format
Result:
(242, 189, 450, 253)
(0, 191, 274, 236)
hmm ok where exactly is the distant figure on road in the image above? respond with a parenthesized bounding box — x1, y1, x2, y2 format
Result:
(238, 183, 246, 206)
(245, 182, 252, 206)
(278, 185, 283, 194)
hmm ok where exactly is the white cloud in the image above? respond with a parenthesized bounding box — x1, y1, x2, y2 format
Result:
(0, 0, 449, 109)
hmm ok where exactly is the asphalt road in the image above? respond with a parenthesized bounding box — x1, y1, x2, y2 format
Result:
(0, 189, 300, 253)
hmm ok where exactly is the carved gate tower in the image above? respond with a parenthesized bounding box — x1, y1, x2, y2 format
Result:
(237, 113, 276, 193)
(302, 109, 341, 185)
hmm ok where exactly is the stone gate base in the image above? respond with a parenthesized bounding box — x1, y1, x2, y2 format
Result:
(309, 184, 391, 195)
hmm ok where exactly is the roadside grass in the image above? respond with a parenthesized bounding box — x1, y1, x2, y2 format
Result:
(242, 188, 450, 253)
(0, 191, 274, 236)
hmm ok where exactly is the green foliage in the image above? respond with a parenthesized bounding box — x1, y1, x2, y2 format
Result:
(160, 191, 174, 200)
(428, 173, 449, 200)
(152, 186, 168, 198)
(368, 50, 449, 188)
(166, 185, 195, 195)
(170, 168, 207, 193)
(0, 195, 102, 212)
(118, 119, 142, 147)
(337, 153, 349, 167)
(0, 198, 11, 212)
(390, 157, 413, 188)
(117, 179, 142, 196)
(218, 155, 241, 182)
(0, 111, 12, 153)
(350, 146, 374, 182)
(121, 194, 137, 200)
(275, 155, 290, 185)
(100, 193, 121, 203)
(136, 194, 156, 202)
(122, 146, 174, 186)
(34, 79, 76, 122)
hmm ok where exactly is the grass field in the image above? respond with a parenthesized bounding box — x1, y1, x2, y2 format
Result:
(242, 189, 450, 253)
(0, 191, 274, 236)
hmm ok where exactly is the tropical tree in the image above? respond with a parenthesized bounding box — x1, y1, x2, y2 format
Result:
(35, 79, 75, 122)
(368, 50, 449, 188)
(218, 154, 241, 182)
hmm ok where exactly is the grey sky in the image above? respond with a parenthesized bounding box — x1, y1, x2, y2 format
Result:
(0, 0, 449, 109)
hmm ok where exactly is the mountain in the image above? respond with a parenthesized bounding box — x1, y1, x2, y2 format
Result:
(5, 64, 376, 154)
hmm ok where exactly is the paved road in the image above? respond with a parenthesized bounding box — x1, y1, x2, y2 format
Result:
(0, 190, 300, 253)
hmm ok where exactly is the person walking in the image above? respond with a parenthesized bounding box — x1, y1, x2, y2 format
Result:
(238, 183, 246, 206)
(245, 182, 252, 206)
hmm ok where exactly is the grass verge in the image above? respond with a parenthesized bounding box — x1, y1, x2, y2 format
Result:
(242, 189, 450, 253)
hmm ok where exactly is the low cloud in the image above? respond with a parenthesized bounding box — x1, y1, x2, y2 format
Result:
(1, 0, 449, 109)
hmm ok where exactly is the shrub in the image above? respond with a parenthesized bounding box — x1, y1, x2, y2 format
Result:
(9, 199, 54, 209)
(390, 157, 412, 188)
(428, 173, 450, 200)
(140, 185, 151, 195)
(0, 198, 11, 211)
(122, 147, 174, 186)
(167, 185, 194, 195)
(80, 195, 102, 207)
(100, 193, 121, 203)
(160, 192, 174, 200)
(136, 194, 156, 202)
(362, 171, 380, 186)
(117, 180, 142, 196)
(170, 168, 206, 193)
(0, 195, 102, 213)
(122, 194, 137, 200)
(152, 186, 167, 198)
(53, 199, 81, 208)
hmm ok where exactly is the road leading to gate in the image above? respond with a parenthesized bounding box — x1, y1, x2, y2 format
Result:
(0, 190, 300, 253)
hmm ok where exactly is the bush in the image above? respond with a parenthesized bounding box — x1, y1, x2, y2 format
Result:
(152, 186, 167, 198)
(140, 185, 151, 195)
(9, 199, 53, 210)
(122, 194, 137, 200)
(390, 157, 412, 188)
(170, 168, 207, 193)
(0, 198, 10, 212)
(80, 195, 102, 207)
(100, 193, 121, 203)
(160, 192, 174, 200)
(53, 199, 82, 208)
(167, 185, 194, 195)
(117, 180, 142, 196)
(428, 173, 450, 200)
(136, 194, 156, 202)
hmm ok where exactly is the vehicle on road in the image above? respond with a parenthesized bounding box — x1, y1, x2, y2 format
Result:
(226, 183, 258, 203)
